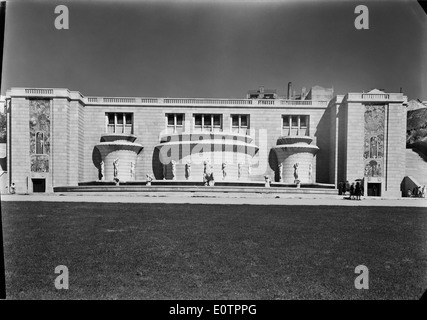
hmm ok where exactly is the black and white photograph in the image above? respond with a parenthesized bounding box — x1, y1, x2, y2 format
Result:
(0, 0, 426, 307)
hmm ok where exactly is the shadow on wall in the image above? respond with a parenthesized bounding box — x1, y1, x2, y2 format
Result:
(268, 148, 279, 182)
(411, 141, 427, 160)
(400, 176, 422, 197)
(0, 157, 6, 171)
(91, 147, 102, 180)
(152, 147, 163, 180)
(315, 107, 330, 184)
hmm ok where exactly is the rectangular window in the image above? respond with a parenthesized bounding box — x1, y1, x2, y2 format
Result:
(105, 113, 133, 134)
(166, 113, 185, 133)
(195, 115, 202, 127)
(231, 114, 249, 134)
(282, 115, 309, 136)
(194, 114, 223, 132)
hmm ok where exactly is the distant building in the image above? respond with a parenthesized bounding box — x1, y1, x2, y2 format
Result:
(1, 85, 411, 197)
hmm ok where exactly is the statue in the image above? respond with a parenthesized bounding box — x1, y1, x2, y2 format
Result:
(99, 161, 105, 181)
(113, 159, 119, 180)
(185, 161, 191, 180)
(130, 162, 135, 180)
(171, 160, 177, 180)
(162, 163, 167, 180)
(293, 163, 299, 181)
(264, 175, 270, 188)
(238, 162, 242, 180)
(248, 162, 251, 177)
(308, 163, 312, 183)
(278, 163, 283, 182)
(203, 159, 209, 185)
(222, 162, 227, 180)
(146, 173, 153, 186)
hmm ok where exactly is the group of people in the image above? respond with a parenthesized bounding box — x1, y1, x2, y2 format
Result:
(407, 185, 426, 198)
(338, 180, 363, 200)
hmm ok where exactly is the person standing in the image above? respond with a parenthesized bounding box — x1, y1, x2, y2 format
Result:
(355, 182, 361, 200)
(350, 182, 355, 200)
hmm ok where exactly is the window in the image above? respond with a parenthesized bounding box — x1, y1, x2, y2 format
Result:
(231, 115, 249, 133)
(194, 114, 222, 132)
(167, 113, 185, 133)
(106, 113, 133, 134)
(282, 115, 309, 136)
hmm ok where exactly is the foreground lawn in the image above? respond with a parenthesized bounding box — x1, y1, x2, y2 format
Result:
(2, 202, 427, 299)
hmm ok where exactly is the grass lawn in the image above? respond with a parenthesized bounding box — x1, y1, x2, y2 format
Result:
(2, 201, 427, 299)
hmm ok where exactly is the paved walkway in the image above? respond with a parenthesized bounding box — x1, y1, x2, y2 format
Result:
(1, 192, 426, 207)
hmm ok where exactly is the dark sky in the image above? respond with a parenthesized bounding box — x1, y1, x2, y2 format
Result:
(1, 0, 426, 100)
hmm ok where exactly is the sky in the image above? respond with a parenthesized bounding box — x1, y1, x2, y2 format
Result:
(1, 0, 427, 100)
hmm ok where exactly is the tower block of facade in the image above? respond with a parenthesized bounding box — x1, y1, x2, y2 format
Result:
(331, 89, 407, 197)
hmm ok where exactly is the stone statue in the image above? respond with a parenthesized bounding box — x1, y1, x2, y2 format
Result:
(130, 162, 135, 180)
(171, 160, 177, 180)
(162, 163, 167, 180)
(278, 163, 283, 182)
(238, 162, 242, 180)
(99, 161, 105, 181)
(185, 161, 191, 180)
(248, 163, 251, 177)
(293, 163, 299, 180)
(146, 173, 153, 186)
(222, 162, 227, 180)
(308, 163, 312, 183)
(113, 159, 119, 180)
(264, 175, 270, 188)
(203, 159, 209, 184)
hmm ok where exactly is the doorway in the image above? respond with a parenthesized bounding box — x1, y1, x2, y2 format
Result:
(32, 178, 46, 193)
(367, 183, 381, 197)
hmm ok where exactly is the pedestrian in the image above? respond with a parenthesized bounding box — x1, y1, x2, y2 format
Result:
(10, 182, 16, 194)
(407, 189, 412, 197)
(355, 182, 361, 200)
(350, 182, 355, 200)
(338, 182, 343, 195)
(345, 181, 350, 196)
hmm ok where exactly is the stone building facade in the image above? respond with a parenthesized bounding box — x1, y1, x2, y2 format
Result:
(2, 86, 408, 197)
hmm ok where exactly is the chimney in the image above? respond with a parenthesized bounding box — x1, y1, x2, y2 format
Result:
(301, 87, 306, 99)
(287, 82, 292, 99)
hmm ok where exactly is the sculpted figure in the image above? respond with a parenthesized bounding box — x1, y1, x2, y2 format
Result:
(308, 163, 312, 183)
(130, 162, 135, 180)
(278, 163, 283, 182)
(171, 160, 177, 180)
(238, 162, 242, 180)
(113, 159, 119, 179)
(264, 175, 270, 188)
(99, 161, 105, 181)
(222, 162, 227, 180)
(293, 163, 299, 180)
(146, 173, 153, 186)
(185, 161, 191, 180)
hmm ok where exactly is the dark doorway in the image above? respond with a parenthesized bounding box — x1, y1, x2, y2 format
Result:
(32, 179, 46, 193)
(367, 183, 381, 197)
